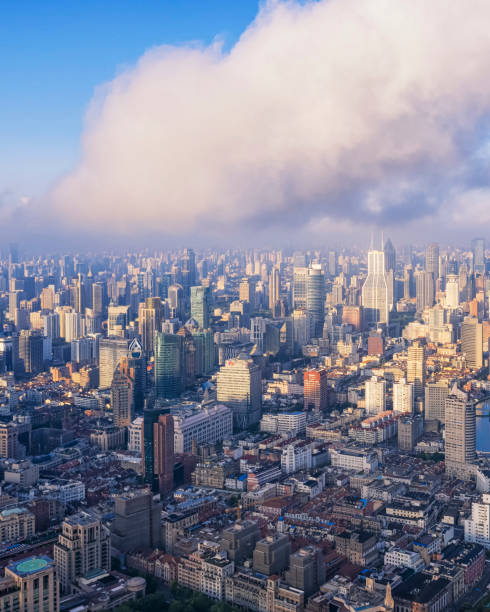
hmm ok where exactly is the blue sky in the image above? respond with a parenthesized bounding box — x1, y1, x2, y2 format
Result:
(1, 0, 259, 198)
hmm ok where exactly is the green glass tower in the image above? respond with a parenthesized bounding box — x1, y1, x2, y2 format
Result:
(154, 332, 184, 398)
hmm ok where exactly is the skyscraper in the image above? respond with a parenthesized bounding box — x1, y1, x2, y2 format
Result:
(154, 332, 184, 398)
(415, 270, 435, 312)
(18, 330, 43, 376)
(268, 268, 281, 313)
(472, 238, 485, 276)
(217, 356, 262, 430)
(304, 369, 328, 411)
(407, 341, 426, 399)
(153, 414, 175, 496)
(424, 381, 449, 423)
(365, 376, 386, 414)
(306, 264, 325, 338)
(445, 388, 476, 476)
(111, 361, 134, 428)
(393, 378, 413, 414)
(99, 337, 131, 388)
(461, 317, 483, 370)
(362, 248, 388, 326)
(293, 267, 308, 310)
(190, 285, 210, 329)
(425, 243, 439, 280)
(384, 238, 396, 311)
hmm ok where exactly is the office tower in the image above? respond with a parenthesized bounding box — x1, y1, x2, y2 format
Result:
(367, 333, 384, 356)
(384, 237, 396, 311)
(69, 274, 85, 313)
(472, 238, 485, 276)
(70, 337, 95, 363)
(40, 285, 55, 310)
(304, 369, 328, 411)
(128, 416, 144, 453)
(362, 248, 388, 326)
(119, 338, 145, 412)
(445, 274, 459, 309)
(190, 328, 216, 376)
(5, 556, 58, 612)
(239, 277, 256, 306)
(107, 304, 129, 338)
(425, 243, 439, 279)
(190, 285, 210, 329)
(168, 284, 184, 318)
(99, 337, 130, 388)
(221, 520, 261, 564)
(0, 423, 18, 459)
(63, 311, 84, 342)
(154, 332, 185, 398)
(60, 254, 74, 279)
(92, 281, 107, 316)
(268, 268, 281, 313)
(461, 317, 483, 370)
(293, 267, 308, 310)
(307, 264, 325, 337)
(42, 312, 60, 340)
(18, 330, 43, 376)
(181, 247, 197, 293)
(138, 305, 157, 354)
(328, 251, 337, 277)
(111, 362, 134, 428)
(365, 376, 386, 414)
(403, 266, 414, 300)
(342, 305, 362, 331)
(292, 309, 311, 348)
(407, 341, 426, 398)
(285, 546, 325, 597)
(111, 490, 162, 553)
(415, 270, 435, 312)
(54, 512, 110, 594)
(153, 414, 175, 496)
(176, 326, 196, 386)
(464, 494, 490, 547)
(397, 414, 423, 451)
(445, 389, 476, 473)
(217, 356, 262, 430)
(8, 290, 23, 318)
(143, 404, 169, 487)
(393, 378, 413, 414)
(424, 381, 449, 423)
(253, 534, 291, 576)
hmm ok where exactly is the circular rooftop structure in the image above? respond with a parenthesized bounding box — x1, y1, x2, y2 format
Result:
(15, 558, 49, 575)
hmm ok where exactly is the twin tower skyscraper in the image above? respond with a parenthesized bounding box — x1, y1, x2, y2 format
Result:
(362, 235, 395, 327)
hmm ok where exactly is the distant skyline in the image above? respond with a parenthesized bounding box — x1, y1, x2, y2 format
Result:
(3, 0, 490, 247)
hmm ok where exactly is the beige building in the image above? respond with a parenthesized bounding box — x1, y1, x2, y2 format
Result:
(0, 424, 18, 459)
(53, 512, 110, 594)
(4, 555, 59, 612)
(0, 507, 35, 544)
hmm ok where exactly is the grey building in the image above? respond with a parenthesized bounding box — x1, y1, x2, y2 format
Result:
(111, 489, 162, 553)
(253, 534, 291, 576)
(285, 546, 325, 597)
(221, 520, 261, 565)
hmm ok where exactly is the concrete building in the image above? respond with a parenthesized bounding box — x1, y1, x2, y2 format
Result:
(54, 512, 111, 594)
(407, 341, 426, 399)
(128, 417, 144, 455)
(330, 447, 378, 473)
(334, 531, 378, 566)
(365, 376, 386, 415)
(398, 414, 424, 452)
(0, 508, 35, 544)
(153, 414, 175, 496)
(173, 404, 233, 454)
(445, 389, 476, 476)
(304, 369, 328, 411)
(393, 378, 413, 414)
(384, 547, 425, 571)
(425, 381, 449, 423)
(99, 337, 130, 389)
(260, 412, 306, 437)
(0, 423, 18, 459)
(253, 534, 291, 576)
(111, 490, 162, 553)
(217, 357, 262, 430)
(465, 494, 490, 548)
(285, 546, 325, 597)
(221, 520, 261, 565)
(461, 317, 483, 370)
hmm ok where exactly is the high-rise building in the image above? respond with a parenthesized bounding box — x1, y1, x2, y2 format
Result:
(143, 404, 169, 488)
(445, 274, 459, 309)
(99, 337, 130, 389)
(465, 494, 490, 548)
(424, 381, 449, 423)
(54, 512, 110, 594)
(268, 268, 281, 313)
(18, 330, 43, 376)
(384, 238, 396, 311)
(425, 243, 440, 280)
(0, 423, 18, 459)
(461, 317, 483, 370)
(285, 546, 325, 597)
(445, 389, 476, 474)
(393, 378, 413, 414)
(5, 556, 58, 612)
(43, 312, 60, 340)
(111, 361, 134, 428)
(362, 248, 388, 326)
(217, 356, 262, 430)
(304, 369, 328, 411)
(239, 278, 256, 307)
(138, 305, 158, 354)
(253, 534, 291, 576)
(306, 265, 325, 337)
(111, 489, 162, 553)
(154, 332, 185, 398)
(293, 267, 308, 310)
(153, 414, 175, 496)
(190, 286, 210, 329)
(472, 238, 485, 276)
(328, 251, 337, 277)
(107, 305, 130, 338)
(63, 311, 84, 342)
(397, 414, 423, 451)
(190, 327, 216, 376)
(415, 270, 435, 312)
(365, 376, 386, 414)
(407, 341, 426, 399)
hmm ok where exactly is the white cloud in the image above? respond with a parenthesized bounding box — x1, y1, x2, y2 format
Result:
(51, 0, 490, 237)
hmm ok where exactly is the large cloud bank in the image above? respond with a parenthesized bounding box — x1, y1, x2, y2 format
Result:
(51, 0, 490, 236)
